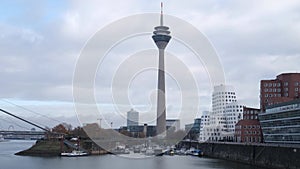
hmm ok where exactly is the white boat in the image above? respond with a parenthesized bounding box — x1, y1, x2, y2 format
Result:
(154, 146, 164, 156)
(61, 150, 89, 157)
(0, 135, 5, 142)
(145, 147, 154, 156)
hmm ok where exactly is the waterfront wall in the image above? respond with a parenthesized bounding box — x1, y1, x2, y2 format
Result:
(196, 142, 300, 169)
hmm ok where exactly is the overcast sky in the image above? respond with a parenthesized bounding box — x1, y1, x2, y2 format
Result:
(1, 0, 300, 130)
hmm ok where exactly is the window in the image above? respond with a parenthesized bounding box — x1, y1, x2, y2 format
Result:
(284, 88, 289, 91)
(284, 82, 289, 86)
(264, 83, 268, 87)
(269, 83, 272, 87)
(295, 82, 299, 86)
(264, 88, 268, 92)
(295, 88, 299, 91)
(273, 83, 277, 87)
(278, 83, 281, 87)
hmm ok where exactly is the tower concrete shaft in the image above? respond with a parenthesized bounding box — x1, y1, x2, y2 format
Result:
(152, 3, 171, 137)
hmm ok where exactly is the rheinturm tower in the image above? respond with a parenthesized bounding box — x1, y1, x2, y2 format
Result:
(152, 3, 171, 137)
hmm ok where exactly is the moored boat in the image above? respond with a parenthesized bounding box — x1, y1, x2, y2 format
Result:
(61, 150, 89, 157)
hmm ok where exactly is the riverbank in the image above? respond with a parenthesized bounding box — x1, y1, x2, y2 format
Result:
(179, 141, 300, 169)
(15, 139, 108, 156)
(15, 140, 63, 156)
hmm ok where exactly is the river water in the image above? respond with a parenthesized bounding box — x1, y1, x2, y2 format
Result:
(0, 140, 264, 169)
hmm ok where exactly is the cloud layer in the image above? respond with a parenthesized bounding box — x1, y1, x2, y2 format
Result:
(0, 0, 300, 129)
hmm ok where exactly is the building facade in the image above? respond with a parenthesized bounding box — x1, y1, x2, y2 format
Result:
(199, 111, 210, 142)
(224, 102, 244, 141)
(234, 107, 263, 143)
(185, 118, 201, 140)
(260, 73, 300, 111)
(166, 119, 180, 132)
(259, 99, 300, 144)
(120, 125, 157, 138)
(127, 109, 139, 127)
(202, 84, 239, 141)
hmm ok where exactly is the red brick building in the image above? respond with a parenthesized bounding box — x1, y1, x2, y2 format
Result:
(234, 107, 263, 143)
(260, 73, 300, 111)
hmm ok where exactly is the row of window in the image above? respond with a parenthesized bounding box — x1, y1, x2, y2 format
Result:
(264, 88, 281, 92)
(260, 118, 300, 128)
(264, 88, 299, 93)
(235, 130, 261, 135)
(212, 100, 237, 105)
(264, 135, 300, 143)
(263, 82, 281, 87)
(212, 100, 237, 104)
(264, 93, 283, 97)
(225, 109, 243, 112)
(244, 110, 258, 114)
(213, 95, 236, 99)
(227, 105, 243, 108)
(225, 121, 238, 125)
(244, 115, 258, 120)
(236, 125, 261, 129)
(213, 92, 235, 96)
(241, 136, 261, 143)
(264, 82, 300, 88)
(260, 110, 300, 121)
(265, 103, 300, 114)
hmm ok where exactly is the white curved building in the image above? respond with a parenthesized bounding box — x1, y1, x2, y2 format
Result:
(201, 84, 241, 141)
(224, 102, 244, 141)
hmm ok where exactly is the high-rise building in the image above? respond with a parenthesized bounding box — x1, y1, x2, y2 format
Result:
(202, 84, 239, 141)
(127, 109, 139, 127)
(152, 3, 171, 137)
(260, 73, 300, 111)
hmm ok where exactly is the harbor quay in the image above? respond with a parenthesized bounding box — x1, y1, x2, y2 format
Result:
(178, 141, 300, 169)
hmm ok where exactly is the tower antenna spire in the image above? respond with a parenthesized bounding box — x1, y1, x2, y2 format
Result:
(160, 2, 163, 26)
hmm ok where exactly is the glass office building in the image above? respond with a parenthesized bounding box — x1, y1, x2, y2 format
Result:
(259, 99, 300, 144)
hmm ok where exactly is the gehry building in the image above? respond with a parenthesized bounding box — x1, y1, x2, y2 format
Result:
(200, 84, 243, 141)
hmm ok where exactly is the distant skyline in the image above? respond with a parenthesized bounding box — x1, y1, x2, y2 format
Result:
(1, 0, 300, 130)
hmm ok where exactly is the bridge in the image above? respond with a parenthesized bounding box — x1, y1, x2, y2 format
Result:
(0, 130, 45, 140)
